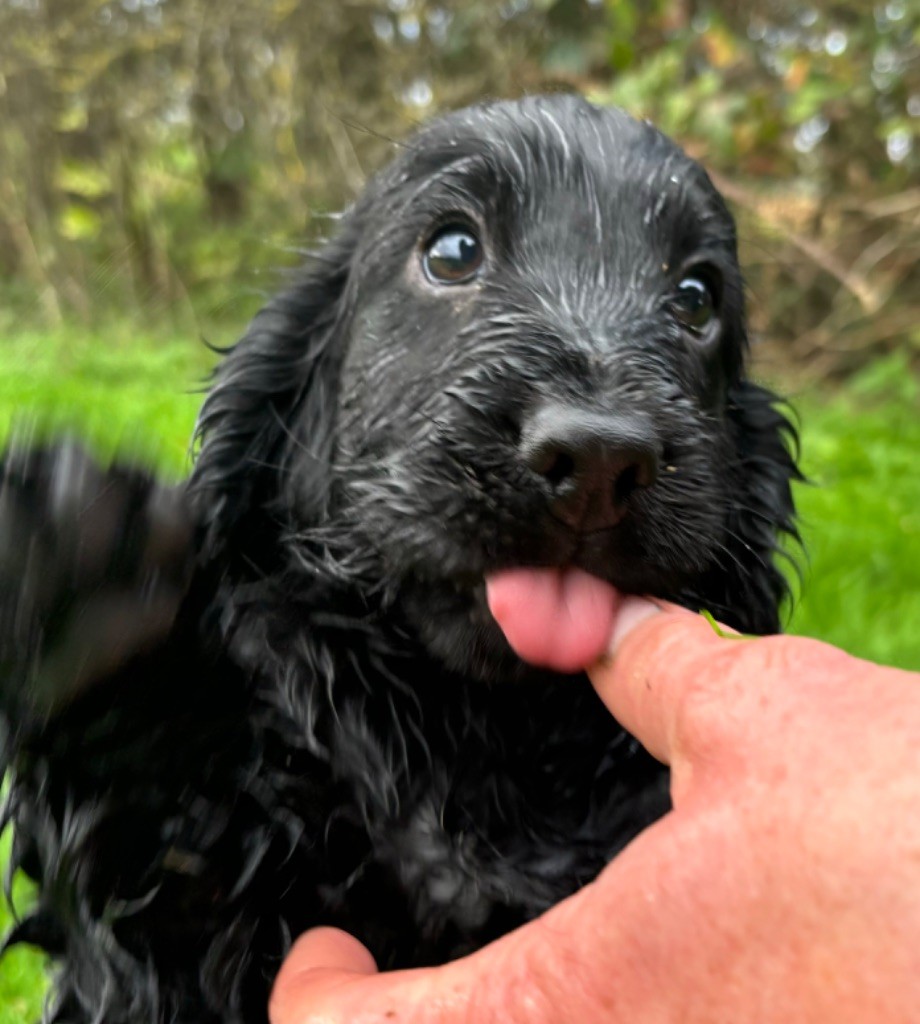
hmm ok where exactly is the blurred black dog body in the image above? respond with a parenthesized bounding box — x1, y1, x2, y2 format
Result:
(0, 96, 797, 1023)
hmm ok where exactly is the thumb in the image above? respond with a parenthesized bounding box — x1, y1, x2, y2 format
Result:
(270, 927, 470, 1024)
(269, 928, 378, 1024)
(587, 598, 741, 765)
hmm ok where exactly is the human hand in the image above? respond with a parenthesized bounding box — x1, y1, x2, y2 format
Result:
(270, 600, 920, 1023)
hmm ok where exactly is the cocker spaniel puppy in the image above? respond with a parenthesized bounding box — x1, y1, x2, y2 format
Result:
(0, 95, 798, 1023)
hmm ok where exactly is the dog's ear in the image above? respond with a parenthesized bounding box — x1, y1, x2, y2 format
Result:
(700, 379, 802, 635)
(190, 224, 358, 557)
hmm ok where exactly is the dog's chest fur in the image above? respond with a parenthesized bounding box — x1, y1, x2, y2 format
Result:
(227, 594, 669, 971)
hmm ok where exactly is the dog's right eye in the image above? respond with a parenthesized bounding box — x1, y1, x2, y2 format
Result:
(422, 225, 483, 285)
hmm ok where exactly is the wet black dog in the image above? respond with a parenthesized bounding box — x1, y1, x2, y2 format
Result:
(0, 95, 798, 1023)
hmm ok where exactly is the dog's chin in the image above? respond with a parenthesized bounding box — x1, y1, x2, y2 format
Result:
(398, 577, 567, 684)
(396, 553, 690, 685)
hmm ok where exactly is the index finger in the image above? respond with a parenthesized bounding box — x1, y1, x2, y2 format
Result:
(587, 598, 739, 765)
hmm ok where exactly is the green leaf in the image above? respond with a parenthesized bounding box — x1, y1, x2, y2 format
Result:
(57, 204, 102, 241)
(55, 160, 110, 200)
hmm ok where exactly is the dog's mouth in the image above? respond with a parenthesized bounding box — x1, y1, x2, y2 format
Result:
(391, 512, 695, 682)
(484, 566, 624, 674)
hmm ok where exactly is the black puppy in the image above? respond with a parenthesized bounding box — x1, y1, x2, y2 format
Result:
(0, 95, 798, 1023)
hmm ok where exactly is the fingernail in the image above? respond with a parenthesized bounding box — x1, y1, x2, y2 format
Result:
(606, 596, 662, 655)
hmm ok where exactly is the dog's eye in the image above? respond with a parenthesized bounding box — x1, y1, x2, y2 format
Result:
(671, 275, 717, 334)
(422, 225, 483, 285)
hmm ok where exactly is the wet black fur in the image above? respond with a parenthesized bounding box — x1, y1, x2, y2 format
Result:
(0, 96, 799, 1023)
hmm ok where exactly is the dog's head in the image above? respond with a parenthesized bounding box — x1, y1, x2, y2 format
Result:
(191, 95, 798, 682)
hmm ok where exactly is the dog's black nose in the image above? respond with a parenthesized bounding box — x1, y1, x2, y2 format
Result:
(520, 403, 661, 531)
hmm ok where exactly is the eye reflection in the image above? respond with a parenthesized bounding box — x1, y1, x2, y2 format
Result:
(670, 274, 717, 334)
(422, 224, 483, 284)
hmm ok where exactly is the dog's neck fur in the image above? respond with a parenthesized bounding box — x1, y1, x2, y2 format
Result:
(215, 560, 668, 968)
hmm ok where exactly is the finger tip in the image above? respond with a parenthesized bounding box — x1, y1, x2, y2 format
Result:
(604, 596, 666, 656)
(286, 927, 379, 978)
(270, 929, 380, 1024)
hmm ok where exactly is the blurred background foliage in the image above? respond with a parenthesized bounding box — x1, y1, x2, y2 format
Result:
(0, 0, 918, 380)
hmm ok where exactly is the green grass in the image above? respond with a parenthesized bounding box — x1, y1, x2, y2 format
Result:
(786, 353, 920, 671)
(0, 324, 217, 476)
(0, 326, 916, 1019)
(0, 833, 44, 1024)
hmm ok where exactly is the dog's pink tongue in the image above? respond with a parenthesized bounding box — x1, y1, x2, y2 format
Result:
(485, 567, 621, 673)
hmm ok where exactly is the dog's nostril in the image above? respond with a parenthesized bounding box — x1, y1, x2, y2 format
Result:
(613, 462, 641, 506)
(535, 450, 576, 488)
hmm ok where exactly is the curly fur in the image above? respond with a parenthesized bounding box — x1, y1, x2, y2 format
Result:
(0, 95, 799, 1023)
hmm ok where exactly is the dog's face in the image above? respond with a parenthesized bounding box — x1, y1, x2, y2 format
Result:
(193, 96, 797, 683)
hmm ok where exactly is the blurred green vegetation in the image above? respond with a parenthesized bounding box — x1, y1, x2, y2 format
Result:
(0, 322, 213, 473)
(1, 0, 918, 377)
(0, 834, 44, 1024)
(789, 355, 920, 671)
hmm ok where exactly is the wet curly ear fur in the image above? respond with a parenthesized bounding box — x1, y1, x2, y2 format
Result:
(190, 225, 359, 555)
(689, 377, 802, 636)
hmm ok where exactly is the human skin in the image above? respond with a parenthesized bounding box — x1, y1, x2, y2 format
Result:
(269, 598, 920, 1024)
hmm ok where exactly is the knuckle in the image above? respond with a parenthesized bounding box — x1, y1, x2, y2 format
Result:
(671, 632, 825, 762)
(670, 640, 767, 756)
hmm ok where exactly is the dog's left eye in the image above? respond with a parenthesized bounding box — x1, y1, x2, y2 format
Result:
(670, 275, 717, 334)
(422, 225, 483, 285)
